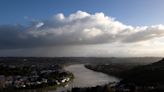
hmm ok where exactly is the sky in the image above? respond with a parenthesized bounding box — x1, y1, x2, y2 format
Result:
(0, 0, 164, 57)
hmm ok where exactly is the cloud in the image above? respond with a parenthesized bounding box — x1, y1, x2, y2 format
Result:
(122, 25, 164, 42)
(0, 11, 164, 49)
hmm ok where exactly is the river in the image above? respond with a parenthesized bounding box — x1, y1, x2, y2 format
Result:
(16, 64, 119, 92)
(65, 64, 119, 87)
(54, 64, 119, 92)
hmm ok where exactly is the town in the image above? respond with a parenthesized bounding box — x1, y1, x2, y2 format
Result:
(0, 63, 73, 91)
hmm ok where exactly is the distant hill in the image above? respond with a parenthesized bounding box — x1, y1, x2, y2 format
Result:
(0, 57, 161, 66)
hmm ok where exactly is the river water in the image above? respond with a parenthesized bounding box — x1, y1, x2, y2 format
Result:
(54, 64, 119, 92)
(65, 64, 119, 87)
(16, 64, 119, 92)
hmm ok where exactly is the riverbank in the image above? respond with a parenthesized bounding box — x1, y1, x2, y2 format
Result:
(84, 58, 164, 92)
(84, 64, 136, 78)
(0, 64, 74, 92)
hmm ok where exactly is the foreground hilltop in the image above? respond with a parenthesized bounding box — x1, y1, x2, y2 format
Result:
(121, 58, 164, 86)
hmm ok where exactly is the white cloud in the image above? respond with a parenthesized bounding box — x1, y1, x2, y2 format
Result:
(0, 10, 164, 50)
(54, 13, 65, 21)
(35, 22, 44, 28)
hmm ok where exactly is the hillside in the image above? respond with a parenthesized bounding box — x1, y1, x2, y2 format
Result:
(121, 58, 164, 86)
